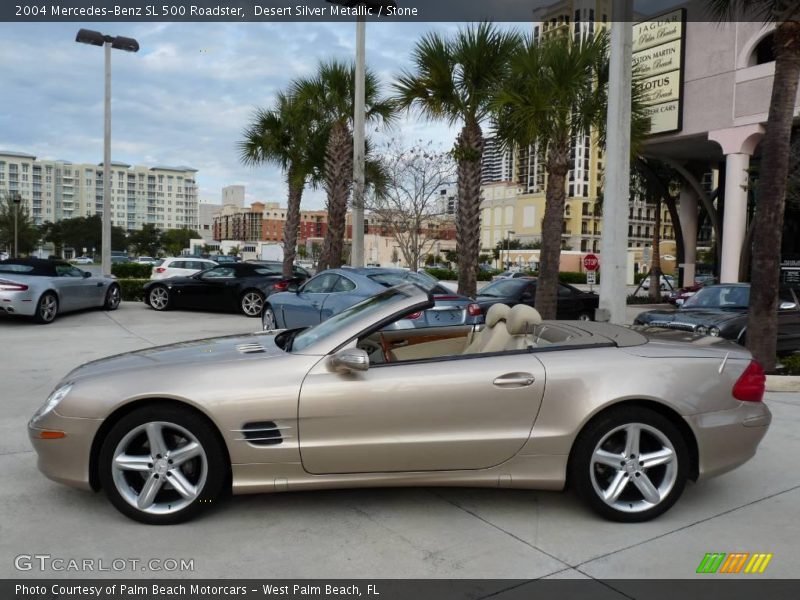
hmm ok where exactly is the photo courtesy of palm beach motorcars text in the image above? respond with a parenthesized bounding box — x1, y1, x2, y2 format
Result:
(2, 0, 800, 599)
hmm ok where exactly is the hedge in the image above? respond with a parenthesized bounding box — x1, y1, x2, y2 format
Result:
(779, 354, 800, 375)
(116, 278, 148, 302)
(626, 293, 669, 305)
(423, 268, 517, 282)
(112, 263, 154, 278)
(559, 271, 599, 284)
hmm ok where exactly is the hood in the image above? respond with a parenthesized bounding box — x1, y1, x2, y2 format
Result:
(64, 331, 287, 382)
(636, 308, 744, 328)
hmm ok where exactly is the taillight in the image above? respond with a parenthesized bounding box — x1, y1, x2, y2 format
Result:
(0, 281, 28, 291)
(405, 311, 422, 320)
(274, 281, 289, 291)
(155, 267, 166, 273)
(732, 360, 766, 402)
(467, 303, 482, 317)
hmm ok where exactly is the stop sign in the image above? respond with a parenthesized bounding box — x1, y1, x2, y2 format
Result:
(583, 254, 599, 271)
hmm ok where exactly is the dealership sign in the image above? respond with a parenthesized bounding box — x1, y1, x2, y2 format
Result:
(633, 8, 686, 135)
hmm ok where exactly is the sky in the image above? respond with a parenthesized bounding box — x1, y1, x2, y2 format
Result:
(0, 0, 683, 210)
(0, 21, 475, 209)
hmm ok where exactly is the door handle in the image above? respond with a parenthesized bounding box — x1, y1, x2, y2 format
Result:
(493, 373, 535, 387)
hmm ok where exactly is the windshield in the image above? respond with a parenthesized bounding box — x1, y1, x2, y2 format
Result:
(291, 287, 417, 352)
(683, 285, 749, 309)
(368, 271, 436, 291)
(478, 279, 527, 298)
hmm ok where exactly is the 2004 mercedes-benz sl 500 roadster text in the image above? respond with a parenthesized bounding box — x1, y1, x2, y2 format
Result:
(29, 283, 771, 524)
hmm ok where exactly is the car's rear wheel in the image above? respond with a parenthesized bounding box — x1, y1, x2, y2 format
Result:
(33, 292, 58, 324)
(262, 306, 277, 331)
(570, 406, 689, 522)
(240, 290, 265, 317)
(577, 311, 593, 321)
(148, 286, 171, 311)
(98, 406, 228, 525)
(104, 284, 121, 311)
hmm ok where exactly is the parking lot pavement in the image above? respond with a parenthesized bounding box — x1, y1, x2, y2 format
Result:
(1, 303, 798, 579)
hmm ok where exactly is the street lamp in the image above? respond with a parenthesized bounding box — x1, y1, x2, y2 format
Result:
(12, 193, 21, 257)
(75, 29, 139, 277)
(326, 0, 397, 268)
(506, 230, 515, 270)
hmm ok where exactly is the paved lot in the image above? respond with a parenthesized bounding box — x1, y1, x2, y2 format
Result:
(1, 303, 798, 579)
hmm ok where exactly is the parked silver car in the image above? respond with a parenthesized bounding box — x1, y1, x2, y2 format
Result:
(29, 284, 769, 524)
(0, 258, 120, 323)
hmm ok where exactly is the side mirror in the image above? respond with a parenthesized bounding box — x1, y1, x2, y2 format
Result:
(330, 348, 369, 373)
(82, 271, 91, 278)
(779, 301, 797, 310)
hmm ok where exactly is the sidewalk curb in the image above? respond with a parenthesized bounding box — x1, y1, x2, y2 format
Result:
(766, 375, 800, 393)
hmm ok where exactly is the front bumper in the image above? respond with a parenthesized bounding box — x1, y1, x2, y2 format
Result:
(0, 289, 37, 316)
(686, 401, 771, 481)
(28, 411, 103, 491)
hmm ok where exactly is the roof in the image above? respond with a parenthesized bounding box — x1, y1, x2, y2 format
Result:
(150, 165, 198, 173)
(0, 150, 36, 160)
(98, 161, 132, 168)
(0, 258, 69, 276)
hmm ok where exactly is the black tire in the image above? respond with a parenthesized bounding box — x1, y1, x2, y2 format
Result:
(104, 284, 121, 311)
(240, 290, 265, 318)
(262, 305, 277, 331)
(569, 406, 689, 522)
(32, 291, 58, 324)
(577, 311, 593, 322)
(98, 405, 228, 525)
(147, 285, 171, 311)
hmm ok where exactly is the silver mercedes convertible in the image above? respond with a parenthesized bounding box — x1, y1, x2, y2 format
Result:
(29, 283, 771, 524)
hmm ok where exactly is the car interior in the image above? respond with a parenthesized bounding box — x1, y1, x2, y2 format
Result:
(357, 303, 578, 365)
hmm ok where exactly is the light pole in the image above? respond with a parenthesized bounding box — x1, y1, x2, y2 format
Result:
(12, 193, 21, 257)
(327, 1, 396, 268)
(75, 29, 139, 277)
(506, 230, 515, 270)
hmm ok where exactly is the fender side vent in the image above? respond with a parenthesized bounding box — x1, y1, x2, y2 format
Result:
(236, 343, 267, 354)
(237, 421, 283, 446)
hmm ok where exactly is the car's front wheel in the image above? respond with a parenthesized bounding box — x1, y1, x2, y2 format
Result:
(104, 284, 121, 311)
(98, 406, 228, 524)
(577, 311, 593, 321)
(240, 290, 265, 317)
(570, 406, 689, 522)
(148, 286, 171, 311)
(262, 306, 277, 331)
(33, 292, 58, 324)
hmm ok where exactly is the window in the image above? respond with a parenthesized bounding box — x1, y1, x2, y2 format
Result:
(302, 273, 340, 294)
(333, 277, 356, 293)
(201, 267, 236, 279)
(56, 265, 84, 278)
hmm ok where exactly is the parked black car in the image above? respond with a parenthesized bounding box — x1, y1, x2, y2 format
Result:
(143, 263, 310, 317)
(476, 277, 599, 320)
(634, 283, 800, 354)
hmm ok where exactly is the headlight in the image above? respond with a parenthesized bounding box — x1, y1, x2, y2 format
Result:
(709, 326, 720, 337)
(33, 383, 72, 420)
(696, 325, 708, 335)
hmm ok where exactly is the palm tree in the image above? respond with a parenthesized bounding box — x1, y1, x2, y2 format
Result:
(492, 31, 611, 319)
(295, 60, 395, 271)
(240, 91, 323, 277)
(709, 2, 800, 372)
(393, 23, 521, 298)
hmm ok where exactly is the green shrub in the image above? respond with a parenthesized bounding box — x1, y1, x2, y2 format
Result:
(477, 270, 494, 281)
(627, 293, 668, 305)
(634, 272, 648, 284)
(112, 263, 153, 278)
(423, 267, 458, 281)
(116, 278, 148, 301)
(778, 354, 800, 375)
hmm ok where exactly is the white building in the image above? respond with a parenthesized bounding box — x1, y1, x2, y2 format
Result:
(221, 184, 245, 208)
(0, 151, 198, 231)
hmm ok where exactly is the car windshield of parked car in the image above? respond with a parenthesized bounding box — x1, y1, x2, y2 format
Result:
(368, 271, 436, 292)
(291, 287, 413, 353)
(683, 285, 749, 309)
(478, 279, 526, 298)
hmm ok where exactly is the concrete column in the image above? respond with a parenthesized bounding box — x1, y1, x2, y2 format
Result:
(678, 185, 698, 286)
(719, 152, 750, 283)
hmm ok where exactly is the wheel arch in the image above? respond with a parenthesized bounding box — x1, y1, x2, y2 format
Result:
(88, 397, 232, 492)
(566, 399, 700, 485)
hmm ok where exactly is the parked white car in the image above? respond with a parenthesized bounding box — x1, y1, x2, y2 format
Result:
(641, 274, 675, 291)
(136, 256, 157, 265)
(70, 256, 94, 265)
(150, 257, 217, 280)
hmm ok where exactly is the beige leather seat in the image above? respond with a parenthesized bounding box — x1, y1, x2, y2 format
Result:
(463, 303, 511, 354)
(504, 304, 543, 351)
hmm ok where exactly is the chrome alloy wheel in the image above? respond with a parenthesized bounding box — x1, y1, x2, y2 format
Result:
(241, 291, 264, 317)
(589, 423, 677, 513)
(39, 294, 58, 322)
(106, 285, 121, 309)
(111, 422, 207, 515)
(262, 307, 276, 331)
(149, 287, 169, 310)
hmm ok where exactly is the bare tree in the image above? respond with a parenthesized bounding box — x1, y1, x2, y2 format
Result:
(367, 139, 456, 271)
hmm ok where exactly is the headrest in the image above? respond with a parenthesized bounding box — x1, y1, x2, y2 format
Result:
(485, 303, 511, 327)
(507, 304, 543, 335)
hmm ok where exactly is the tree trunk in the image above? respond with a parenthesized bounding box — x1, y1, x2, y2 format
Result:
(282, 171, 304, 278)
(455, 121, 484, 298)
(317, 121, 353, 271)
(536, 139, 570, 320)
(649, 196, 662, 302)
(747, 22, 800, 373)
